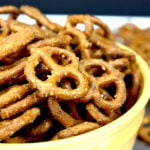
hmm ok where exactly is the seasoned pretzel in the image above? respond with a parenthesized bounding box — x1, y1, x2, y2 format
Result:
(138, 115, 150, 144)
(20, 5, 63, 32)
(25, 46, 89, 100)
(0, 83, 34, 108)
(25, 118, 53, 137)
(0, 58, 27, 86)
(0, 28, 34, 61)
(79, 59, 126, 110)
(86, 103, 121, 125)
(48, 97, 80, 127)
(59, 27, 91, 59)
(0, 91, 45, 119)
(27, 35, 72, 51)
(51, 121, 100, 140)
(0, 107, 40, 141)
(0, 19, 9, 40)
(8, 19, 56, 40)
(0, 5, 19, 20)
(65, 15, 112, 39)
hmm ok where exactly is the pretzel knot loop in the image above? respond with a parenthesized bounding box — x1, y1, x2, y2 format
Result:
(25, 46, 89, 100)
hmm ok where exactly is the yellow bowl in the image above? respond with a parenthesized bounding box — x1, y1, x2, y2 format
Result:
(0, 44, 150, 150)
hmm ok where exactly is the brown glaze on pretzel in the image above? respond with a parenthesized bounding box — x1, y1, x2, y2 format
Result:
(0, 19, 9, 40)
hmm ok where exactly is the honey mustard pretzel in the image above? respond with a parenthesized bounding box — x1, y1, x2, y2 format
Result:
(20, 5, 63, 32)
(0, 107, 40, 141)
(51, 121, 100, 140)
(0, 5, 19, 20)
(79, 59, 126, 110)
(48, 97, 80, 127)
(65, 15, 112, 39)
(25, 46, 89, 100)
(59, 27, 91, 59)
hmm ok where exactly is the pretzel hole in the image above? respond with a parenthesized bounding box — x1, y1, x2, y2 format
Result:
(100, 83, 116, 100)
(124, 74, 133, 88)
(52, 54, 72, 66)
(35, 63, 52, 81)
(57, 77, 77, 89)
(76, 23, 85, 32)
(86, 65, 107, 77)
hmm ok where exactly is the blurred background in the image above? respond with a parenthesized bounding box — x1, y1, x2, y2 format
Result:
(0, 0, 150, 16)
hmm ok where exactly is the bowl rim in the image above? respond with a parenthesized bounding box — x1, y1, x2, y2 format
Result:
(0, 43, 150, 148)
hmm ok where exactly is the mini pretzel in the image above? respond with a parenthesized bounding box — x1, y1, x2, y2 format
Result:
(0, 28, 34, 61)
(20, 5, 63, 32)
(25, 46, 89, 100)
(8, 19, 56, 40)
(51, 121, 100, 140)
(65, 15, 112, 39)
(59, 27, 91, 59)
(48, 97, 80, 127)
(79, 59, 126, 110)
(27, 35, 72, 50)
(0, 107, 40, 141)
(86, 103, 121, 125)
(0, 83, 34, 108)
(138, 115, 150, 144)
(25, 118, 53, 137)
(0, 19, 9, 40)
(0, 91, 45, 119)
(0, 5, 19, 20)
(0, 58, 27, 86)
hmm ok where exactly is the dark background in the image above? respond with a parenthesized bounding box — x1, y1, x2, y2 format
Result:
(0, 0, 150, 16)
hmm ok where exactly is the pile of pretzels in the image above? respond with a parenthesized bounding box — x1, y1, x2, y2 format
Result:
(0, 5, 141, 143)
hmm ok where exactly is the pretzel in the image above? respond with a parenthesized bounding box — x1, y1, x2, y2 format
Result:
(0, 83, 34, 108)
(0, 28, 34, 61)
(27, 35, 72, 50)
(25, 46, 89, 100)
(48, 97, 80, 127)
(51, 121, 100, 140)
(8, 19, 56, 40)
(86, 103, 121, 125)
(20, 5, 63, 32)
(0, 58, 27, 86)
(0, 19, 9, 40)
(25, 118, 53, 137)
(59, 27, 91, 59)
(0, 5, 19, 20)
(65, 15, 112, 39)
(0, 91, 45, 119)
(138, 115, 150, 144)
(0, 107, 40, 141)
(79, 59, 126, 110)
